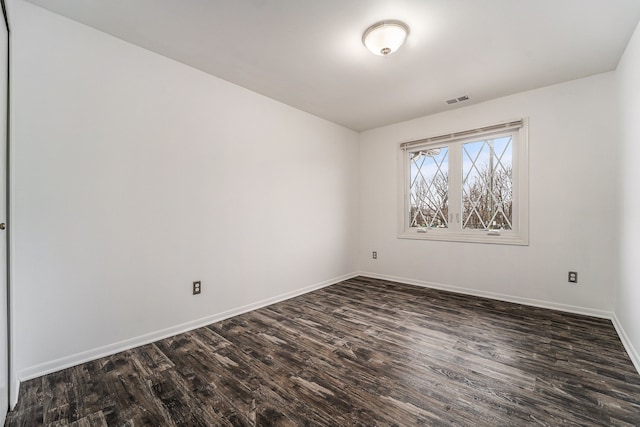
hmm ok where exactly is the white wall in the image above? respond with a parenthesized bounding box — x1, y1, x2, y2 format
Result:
(616, 21, 640, 371)
(9, 0, 359, 389)
(359, 72, 619, 315)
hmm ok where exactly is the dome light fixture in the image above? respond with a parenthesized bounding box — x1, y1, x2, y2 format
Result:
(362, 20, 410, 56)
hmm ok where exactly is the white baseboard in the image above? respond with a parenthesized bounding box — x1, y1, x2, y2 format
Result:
(611, 314, 640, 376)
(16, 272, 358, 386)
(10, 374, 18, 409)
(358, 271, 613, 319)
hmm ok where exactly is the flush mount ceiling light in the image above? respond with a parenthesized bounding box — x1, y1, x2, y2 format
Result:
(362, 20, 410, 56)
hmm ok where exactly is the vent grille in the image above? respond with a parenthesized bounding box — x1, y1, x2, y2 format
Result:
(445, 95, 470, 105)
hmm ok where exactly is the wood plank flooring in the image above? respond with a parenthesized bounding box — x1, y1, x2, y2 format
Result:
(6, 276, 640, 426)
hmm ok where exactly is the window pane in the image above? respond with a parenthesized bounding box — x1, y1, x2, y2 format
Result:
(409, 147, 448, 228)
(462, 137, 513, 230)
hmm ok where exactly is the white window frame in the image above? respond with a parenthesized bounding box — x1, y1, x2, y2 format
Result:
(398, 119, 529, 245)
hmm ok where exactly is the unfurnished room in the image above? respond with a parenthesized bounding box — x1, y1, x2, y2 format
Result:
(0, 0, 639, 425)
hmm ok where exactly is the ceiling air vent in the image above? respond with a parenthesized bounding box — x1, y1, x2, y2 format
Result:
(445, 95, 470, 105)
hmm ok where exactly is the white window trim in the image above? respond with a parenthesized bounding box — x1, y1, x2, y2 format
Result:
(397, 118, 529, 245)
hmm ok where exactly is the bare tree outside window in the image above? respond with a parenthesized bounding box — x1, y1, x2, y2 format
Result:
(409, 147, 449, 228)
(462, 137, 513, 230)
(409, 136, 513, 231)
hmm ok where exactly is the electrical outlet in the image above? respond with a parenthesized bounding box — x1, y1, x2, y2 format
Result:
(193, 281, 202, 295)
(568, 271, 578, 283)
(372, 251, 377, 259)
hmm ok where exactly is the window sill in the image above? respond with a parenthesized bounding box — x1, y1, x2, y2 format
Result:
(398, 230, 529, 246)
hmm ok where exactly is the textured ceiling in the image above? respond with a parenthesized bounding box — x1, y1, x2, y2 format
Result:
(24, 0, 640, 131)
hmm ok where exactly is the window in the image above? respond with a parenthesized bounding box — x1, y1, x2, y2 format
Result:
(399, 119, 528, 245)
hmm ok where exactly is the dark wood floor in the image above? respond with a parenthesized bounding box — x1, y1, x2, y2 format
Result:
(6, 276, 640, 426)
